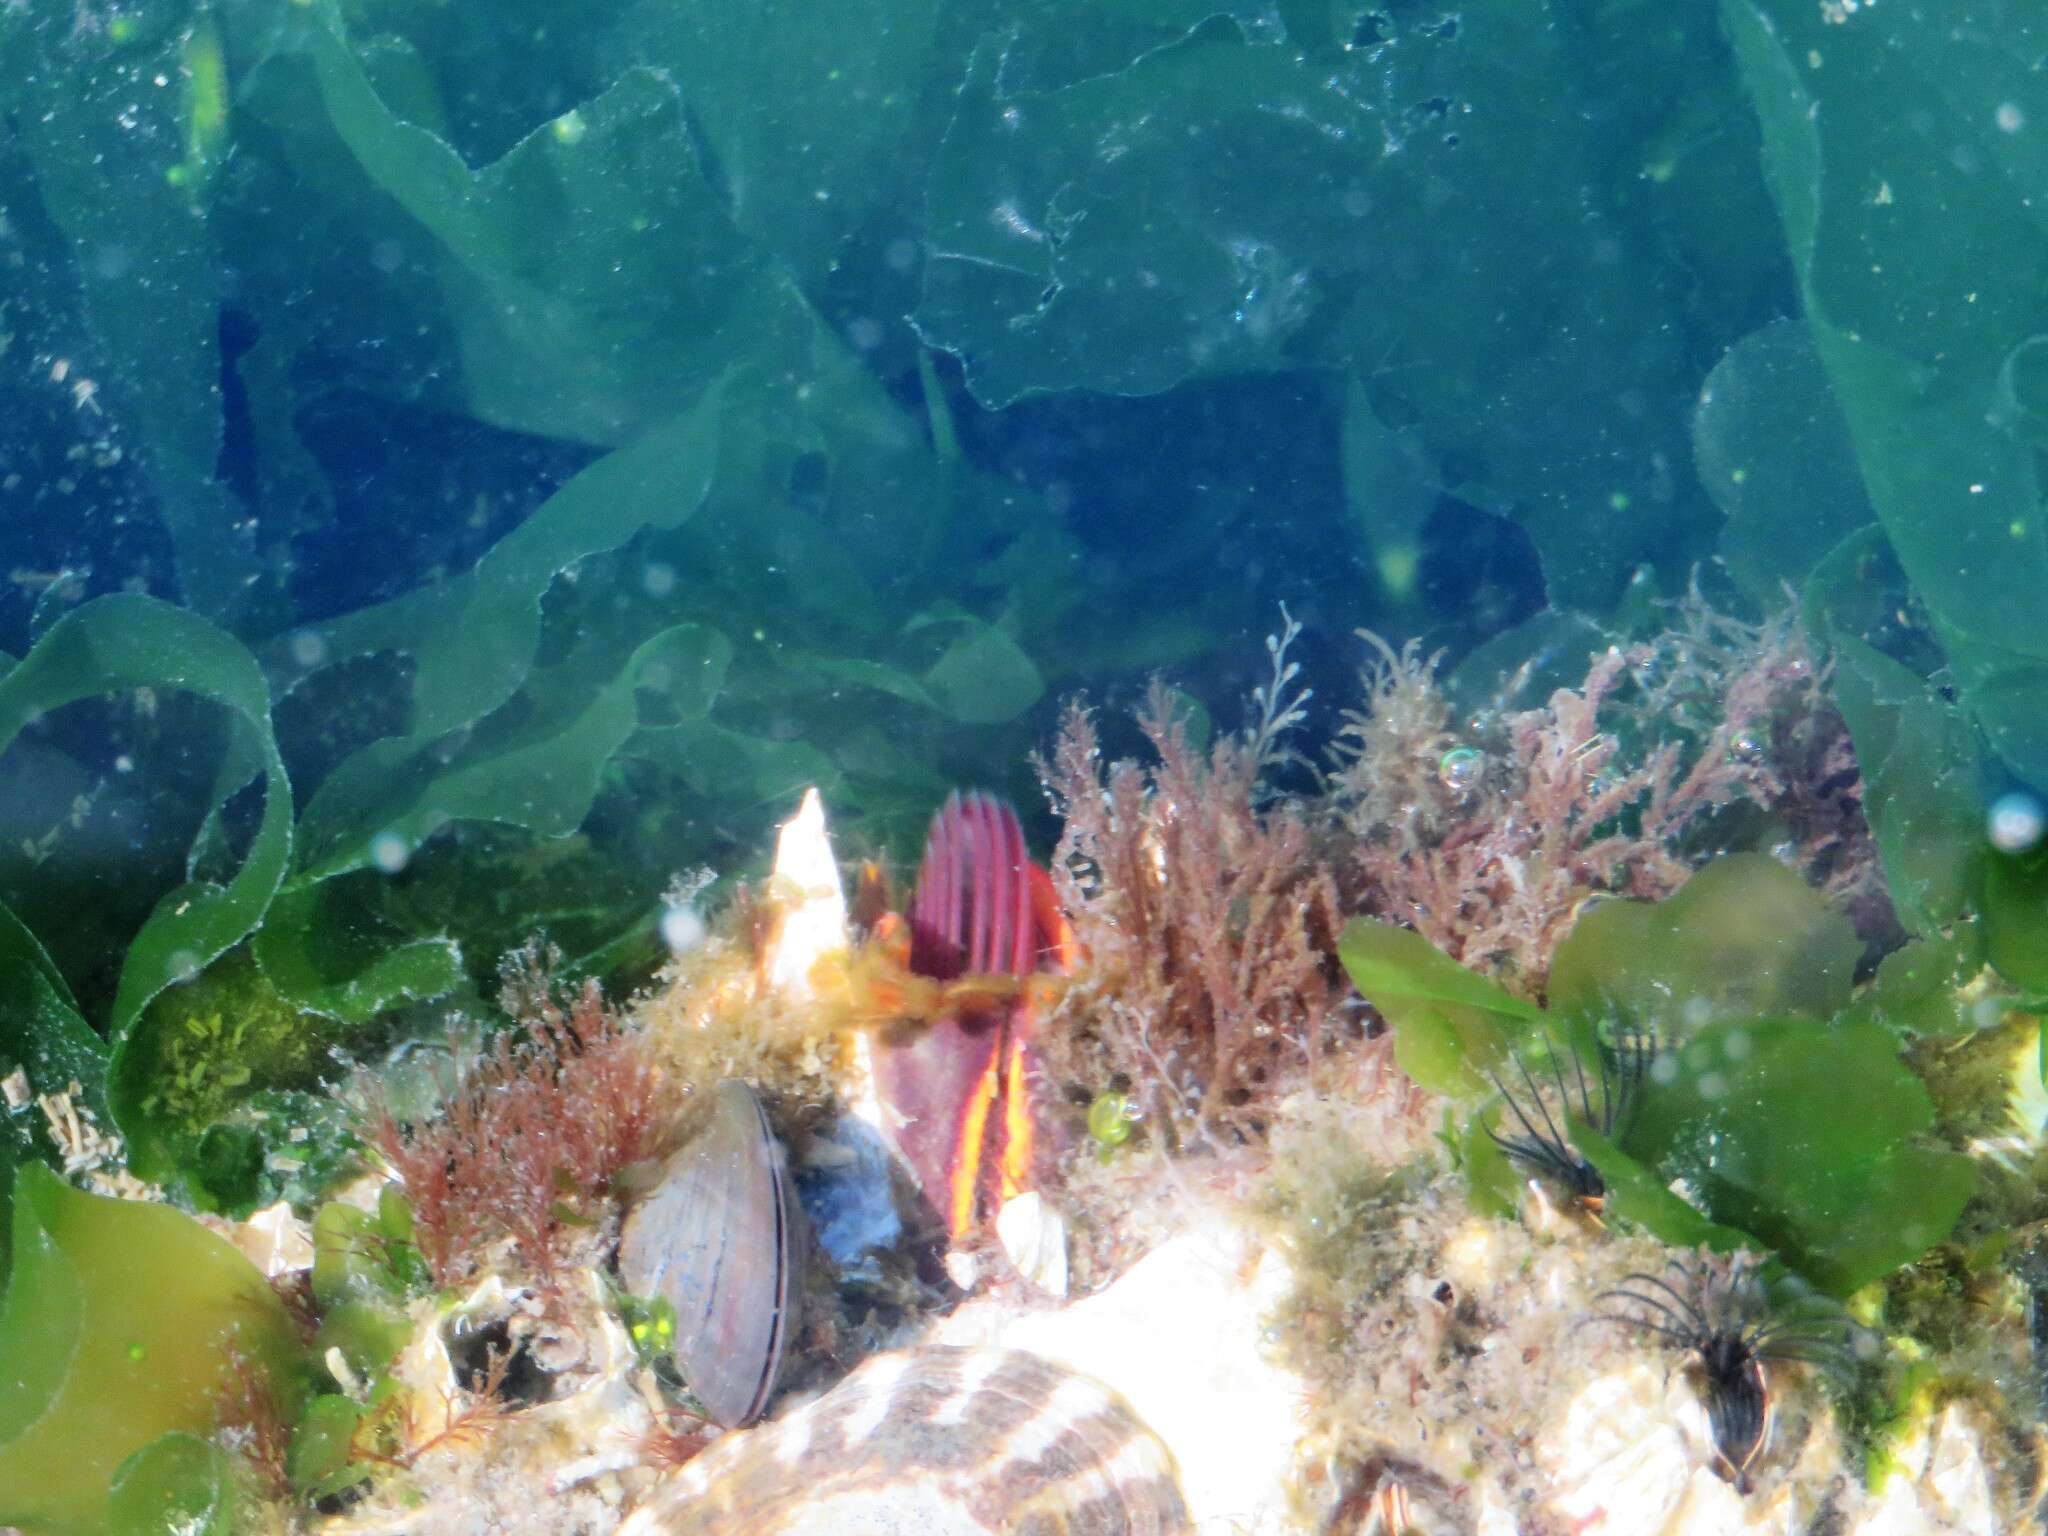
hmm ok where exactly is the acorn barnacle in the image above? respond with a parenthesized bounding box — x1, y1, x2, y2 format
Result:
(1597, 1248, 1853, 1491)
(1484, 1019, 1651, 1221)
(621, 1346, 1192, 1535)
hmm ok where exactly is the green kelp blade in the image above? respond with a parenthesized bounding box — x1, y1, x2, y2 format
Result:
(1805, 559, 1985, 938)
(2, 0, 258, 624)
(1839, 925, 1985, 1040)
(1723, 0, 2048, 793)
(0, 902, 107, 1284)
(1573, 1124, 1754, 1256)
(1982, 849, 2048, 996)
(0, 598, 295, 1183)
(286, 396, 721, 881)
(1335, 919, 1538, 1097)
(301, 9, 802, 448)
(293, 621, 730, 883)
(1691, 318, 1874, 607)
(106, 1435, 235, 1536)
(914, 615, 1044, 726)
(0, 1165, 300, 1536)
(1546, 854, 1860, 1038)
(1621, 1015, 1973, 1295)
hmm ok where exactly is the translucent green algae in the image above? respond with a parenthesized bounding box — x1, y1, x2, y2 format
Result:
(1339, 855, 1975, 1296)
(0, 1166, 300, 1536)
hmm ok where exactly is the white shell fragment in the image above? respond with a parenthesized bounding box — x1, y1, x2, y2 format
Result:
(995, 1191, 1069, 1298)
(620, 1346, 1191, 1536)
(200, 1199, 316, 1278)
(618, 1080, 800, 1428)
(763, 787, 849, 999)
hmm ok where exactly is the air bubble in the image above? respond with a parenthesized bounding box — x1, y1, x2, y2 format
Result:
(660, 904, 707, 954)
(1988, 790, 2045, 853)
(1437, 746, 1484, 796)
(371, 832, 410, 875)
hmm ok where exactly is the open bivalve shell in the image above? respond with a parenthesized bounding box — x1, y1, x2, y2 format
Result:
(617, 1079, 802, 1428)
(620, 1346, 1192, 1536)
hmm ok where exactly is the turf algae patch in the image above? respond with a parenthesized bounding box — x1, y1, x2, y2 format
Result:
(0, 1165, 299, 1536)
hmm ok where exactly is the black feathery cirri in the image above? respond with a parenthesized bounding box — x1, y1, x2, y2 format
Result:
(1483, 1020, 1651, 1218)
(1597, 1250, 1856, 1490)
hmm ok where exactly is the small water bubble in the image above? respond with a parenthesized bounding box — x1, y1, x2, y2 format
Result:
(642, 561, 677, 598)
(371, 832, 410, 875)
(167, 949, 201, 984)
(1696, 1070, 1728, 1101)
(1997, 102, 2025, 134)
(660, 904, 707, 954)
(845, 316, 883, 351)
(1970, 996, 2005, 1031)
(114, 755, 133, 774)
(1988, 790, 2046, 853)
(369, 239, 405, 275)
(289, 629, 329, 669)
(884, 237, 919, 272)
(1436, 745, 1484, 796)
(1649, 1053, 1680, 1086)
(1728, 729, 1767, 765)
(1722, 1029, 1752, 1061)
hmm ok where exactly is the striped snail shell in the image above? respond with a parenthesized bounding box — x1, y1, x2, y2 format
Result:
(617, 1079, 801, 1428)
(622, 1346, 1192, 1536)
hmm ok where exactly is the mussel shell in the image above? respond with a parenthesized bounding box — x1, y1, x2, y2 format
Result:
(618, 1080, 800, 1427)
(623, 1346, 1192, 1536)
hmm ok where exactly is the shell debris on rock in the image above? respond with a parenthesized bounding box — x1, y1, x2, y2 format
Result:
(619, 1346, 1192, 1536)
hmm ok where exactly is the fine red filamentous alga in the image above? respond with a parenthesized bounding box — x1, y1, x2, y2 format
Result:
(362, 949, 668, 1293)
(1037, 682, 1347, 1149)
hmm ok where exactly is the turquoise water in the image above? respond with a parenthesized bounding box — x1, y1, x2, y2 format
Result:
(2, 0, 2048, 1524)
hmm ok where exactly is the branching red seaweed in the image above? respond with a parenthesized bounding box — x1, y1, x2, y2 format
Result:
(1036, 679, 1347, 1147)
(360, 946, 670, 1293)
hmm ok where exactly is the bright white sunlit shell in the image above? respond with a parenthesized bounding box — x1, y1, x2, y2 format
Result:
(620, 1347, 1191, 1536)
(763, 786, 849, 999)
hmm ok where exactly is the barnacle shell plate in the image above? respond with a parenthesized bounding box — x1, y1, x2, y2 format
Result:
(620, 1346, 1191, 1536)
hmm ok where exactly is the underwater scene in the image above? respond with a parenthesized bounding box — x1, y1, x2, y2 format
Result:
(5, 0, 2048, 1531)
